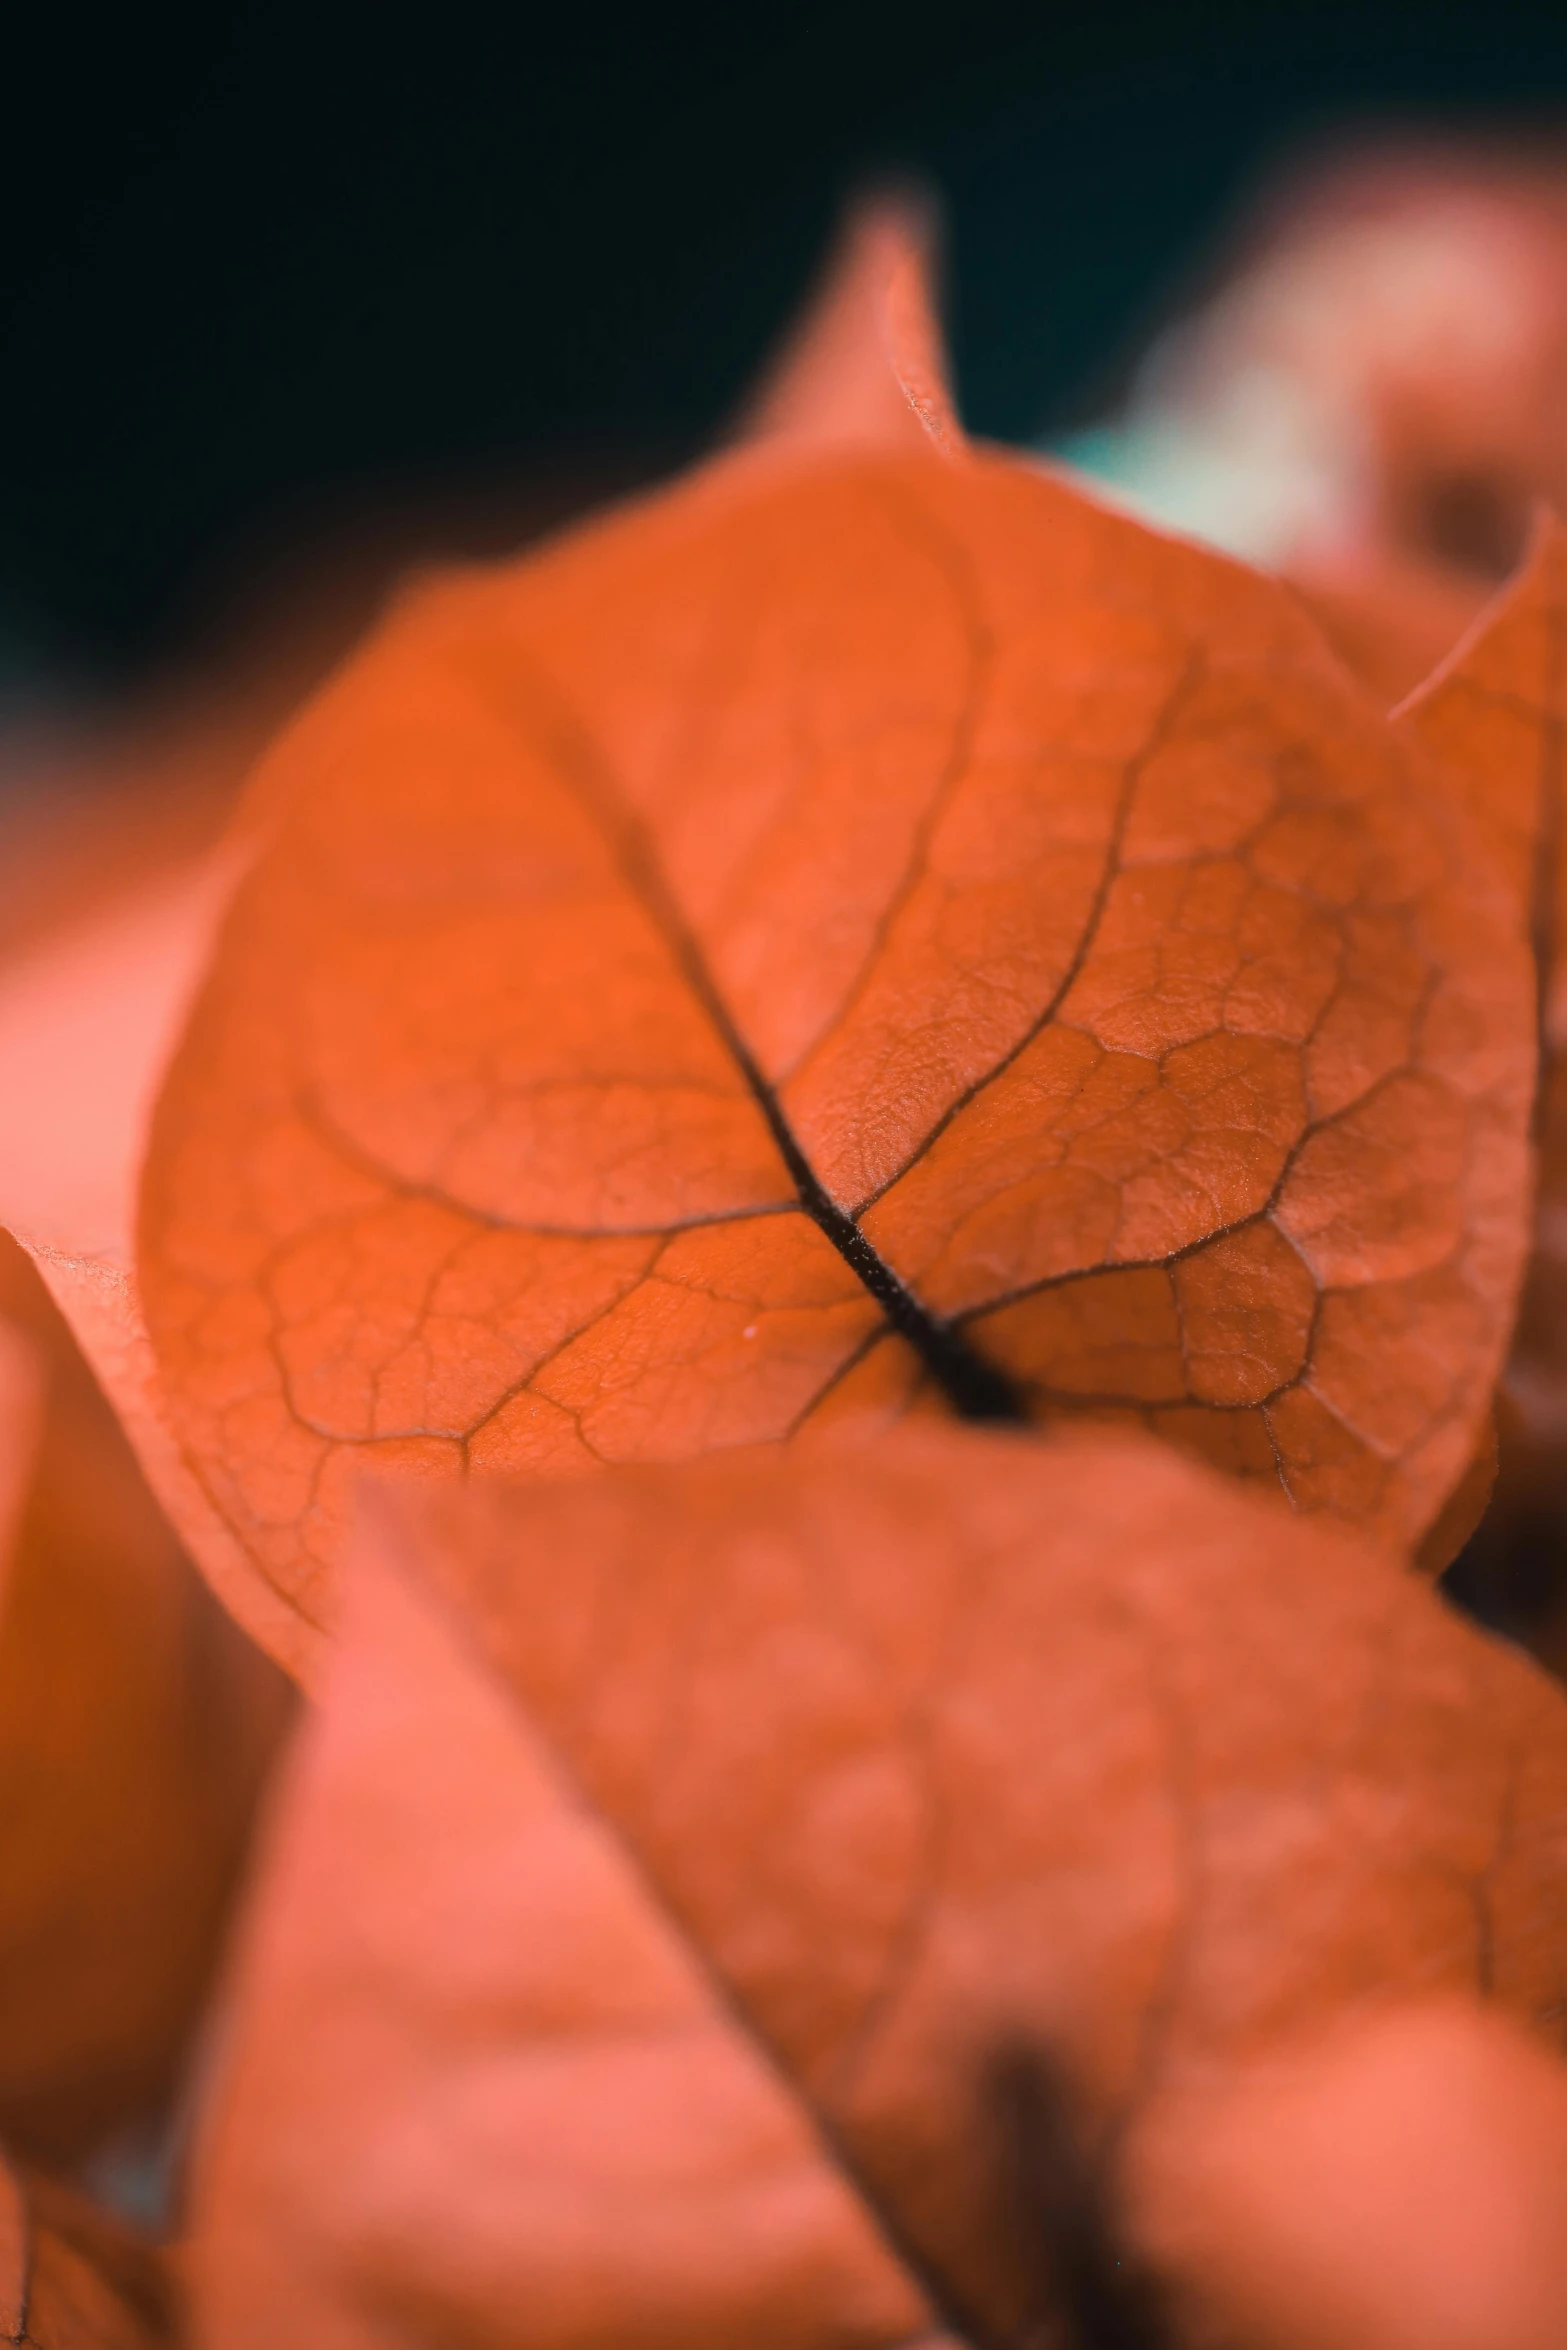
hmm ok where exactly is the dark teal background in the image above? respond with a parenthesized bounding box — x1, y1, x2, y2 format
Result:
(10, 1, 1567, 668)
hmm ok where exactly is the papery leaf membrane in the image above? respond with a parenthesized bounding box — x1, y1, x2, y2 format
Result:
(1318, 520, 1567, 1669)
(739, 192, 960, 455)
(189, 1425, 1567, 2343)
(190, 1488, 945, 2350)
(1394, 515, 1567, 957)
(137, 434, 1539, 1663)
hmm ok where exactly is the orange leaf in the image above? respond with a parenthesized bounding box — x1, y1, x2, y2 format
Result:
(133, 403, 1546, 1666)
(1290, 554, 1491, 708)
(189, 1461, 950, 2350)
(0, 217, 1538, 1670)
(187, 1425, 1567, 2345)
(1132, 1998, 1567, 2350)
(0, 1234, 291, 2164)
(1394, 514, 1567, 949)
(1302, 521, 1567, 1666)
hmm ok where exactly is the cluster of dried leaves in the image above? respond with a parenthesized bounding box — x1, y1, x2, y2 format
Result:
(5, 184, 1567, 2347)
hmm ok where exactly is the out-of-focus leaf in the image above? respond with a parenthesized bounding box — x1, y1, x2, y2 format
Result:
(1132, 1999, 1567, 2350)
(188, 1423, 1567, 2345)
(122, 245, 1540, 1669)
(0, 1233, 292, 2164)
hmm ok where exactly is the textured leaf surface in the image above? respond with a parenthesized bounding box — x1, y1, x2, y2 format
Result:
(190, 1425, 1567, 2344)
(136, 413, 1539, 1663)
(0, 1234, 291, 2164)
(1320, 521, 1567, 1667)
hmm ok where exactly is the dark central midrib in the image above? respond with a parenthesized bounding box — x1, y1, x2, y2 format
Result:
(747, 1074, 1026, 1423)
(669, 918, 1027, 1420)
(490, 645, 1028, 1425)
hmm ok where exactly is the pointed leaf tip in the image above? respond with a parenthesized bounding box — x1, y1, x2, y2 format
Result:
(739, 191, 961, 456)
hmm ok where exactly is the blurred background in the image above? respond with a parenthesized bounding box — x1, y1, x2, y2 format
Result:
(10, 0, 1567, 708)
(8, 0, 1567, 2215)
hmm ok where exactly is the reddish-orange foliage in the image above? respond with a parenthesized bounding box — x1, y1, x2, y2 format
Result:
(738, 190, 960, 454)
(0, 1234, 291, 2163)
(1394, 519, 1567, 931)
(1133, 1999, 1567, 2350)
(1356, 556, 1567, 1577)
(104, 225, 1557, 1673)
(186, 1424, 1567, 2347)
(1291, 556, 1488, 708)
(0, 190, 1563, 2346)
(1386, 526, 1567, 1616)
(1240, 200, 1567, 1663)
